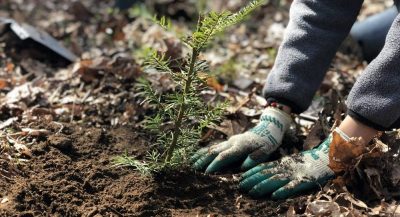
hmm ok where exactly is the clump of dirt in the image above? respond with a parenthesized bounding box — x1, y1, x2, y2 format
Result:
(0, 123, 307, 217)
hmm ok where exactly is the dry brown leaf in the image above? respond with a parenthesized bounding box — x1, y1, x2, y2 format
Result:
(329, 131, 368, 174)
(13, 142, 32, 158)
(206, 76, 224, 92)
(303, 119, 326, 150)
(386, 203, 400, 215)
(4, 83, 44, 105)
(305, 201, 341, 216)
(0, 79, 9, 90)
(73, 58, 109, 82)
(5, 62, 14, 73)
(286, 206, 296, 217)
(212, 119, 245, 137)
(336, 193, 369, 210)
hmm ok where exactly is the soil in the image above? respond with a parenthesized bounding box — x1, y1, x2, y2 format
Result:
(3, 1, 395, 216)
(0, 122, 307, 217)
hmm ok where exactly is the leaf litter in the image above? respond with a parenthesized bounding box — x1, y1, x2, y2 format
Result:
(0, 0, 398, 216)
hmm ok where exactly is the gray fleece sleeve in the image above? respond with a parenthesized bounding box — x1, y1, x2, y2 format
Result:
(262, 0, 364, 113)
(347, 12, 400, 130)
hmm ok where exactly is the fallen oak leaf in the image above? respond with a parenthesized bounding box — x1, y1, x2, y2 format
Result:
(329, 131, 369, 174)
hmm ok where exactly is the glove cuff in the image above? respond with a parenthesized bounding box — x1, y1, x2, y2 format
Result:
(262, 107, 293, 132)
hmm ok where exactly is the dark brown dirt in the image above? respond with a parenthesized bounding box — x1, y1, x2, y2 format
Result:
(0, 123, 307, 217)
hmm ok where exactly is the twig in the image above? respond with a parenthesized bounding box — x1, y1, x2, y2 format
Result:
(70, 96, 76, 123)
(106, 206, 123, 217)
(226, 87, 267, 106)
(232, 87, 256, 113)
(226, 87, 319, 122)
(0, 172, 12, 181)
(48, 85, 62, 103)
(52, 121, 64, 134)
(81, 88, 93, 104)
(298, 114, 318, 122)
(391, 204, 399, 216)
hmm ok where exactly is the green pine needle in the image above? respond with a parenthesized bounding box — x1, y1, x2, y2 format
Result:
(115, 0, 266, 176)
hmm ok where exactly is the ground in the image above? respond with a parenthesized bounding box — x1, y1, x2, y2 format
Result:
(0, 0, 399, 216)
(0, 123, 308, 216)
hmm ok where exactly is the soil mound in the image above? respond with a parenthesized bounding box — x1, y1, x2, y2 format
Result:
(0, 123, 305, 217)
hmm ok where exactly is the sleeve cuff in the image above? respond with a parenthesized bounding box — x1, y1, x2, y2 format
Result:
(265, 97, 304, 114)
(347, 109, 389, 131)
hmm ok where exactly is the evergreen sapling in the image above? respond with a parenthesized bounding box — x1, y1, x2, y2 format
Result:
(114, 0, 267, 174)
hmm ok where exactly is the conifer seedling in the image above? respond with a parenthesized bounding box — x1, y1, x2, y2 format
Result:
(114, 0, 267, 174)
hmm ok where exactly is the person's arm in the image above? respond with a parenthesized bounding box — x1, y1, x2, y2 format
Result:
(263, 0, 364, 113)
(347, 13, 400, 130)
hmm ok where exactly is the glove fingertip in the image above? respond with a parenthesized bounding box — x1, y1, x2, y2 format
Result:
(239, 173, 269, 192)
(190, 153, 204, 164)
(192, 154, 216, 171)
(272, 180, 319, 200)
(205, 156, 234, 174)
(248, 188, 265, 198)
(240, 161, 276, 180)
(192, 161, 203, 171)
(271, 189, 290, 200)
(240, 167, 262, 180)
(240, 156, 259, 171)
(204, 159, 222, 174)
(249, 176, 290, 198)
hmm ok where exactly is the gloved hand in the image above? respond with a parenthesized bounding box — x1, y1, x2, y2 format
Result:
(191, 107, 292, 173)
(239, 130, 348, 199)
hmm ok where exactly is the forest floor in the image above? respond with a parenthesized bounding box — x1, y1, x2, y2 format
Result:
(0, 0, 399, 216)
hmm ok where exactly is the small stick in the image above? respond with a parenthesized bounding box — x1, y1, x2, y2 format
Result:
(298, 114, 318, 122)
(226, 87, 319, 122)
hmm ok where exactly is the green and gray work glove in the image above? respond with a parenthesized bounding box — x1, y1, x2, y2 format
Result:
(191, 107, 292, 173)
(239, 129, 350, 199)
